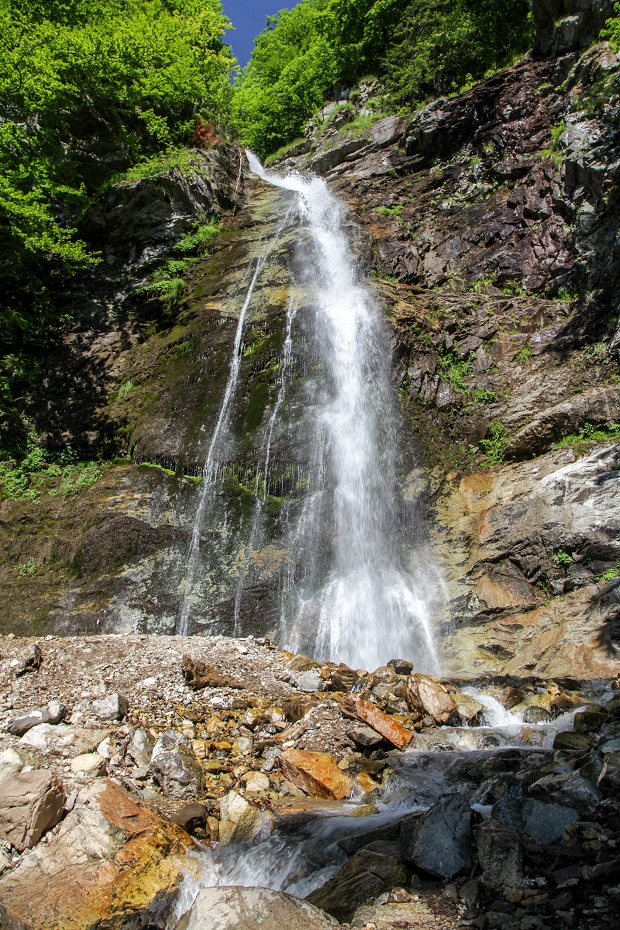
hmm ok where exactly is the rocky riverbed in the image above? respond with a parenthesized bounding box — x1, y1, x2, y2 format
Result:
(0, 634, 618, 929)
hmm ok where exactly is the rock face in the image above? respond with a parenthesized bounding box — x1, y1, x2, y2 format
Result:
(183, 886, 339, 930)
(0, 770, 65, 852)
(0, 779, 192, 930)
(280, 749, 354, 800)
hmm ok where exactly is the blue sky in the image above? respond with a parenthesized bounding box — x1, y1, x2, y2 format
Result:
(222, 1, 298, 69)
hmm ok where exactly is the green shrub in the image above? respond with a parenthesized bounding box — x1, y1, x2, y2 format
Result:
(553, 551, 572, 566)
(480, 421, 508, 465)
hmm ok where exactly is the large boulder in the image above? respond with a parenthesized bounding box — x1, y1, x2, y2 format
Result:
(475, 822, 523, 889)
(6, 701, 67, 737)
(218, 791, 274, 847)
(150, 729, 204, 800)
(492, 798, 579, 845)
(307, 847, 407, 922)
(529, 770, 602, 816)
(406, 675, 458, 725)
(400, 794, 473, 878)
(183, 886, 339, 930)
(0, 780, 193, 930)
(279, 749, 353, 800)
(0, 770, 65, 852)
(342, 695, 413, 749)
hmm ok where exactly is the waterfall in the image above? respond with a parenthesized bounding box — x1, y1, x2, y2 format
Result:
(246, 153, 442, 672)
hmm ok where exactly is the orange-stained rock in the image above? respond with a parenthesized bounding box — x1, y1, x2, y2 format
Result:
(0, 779, 194, 930)
(280, 749, 354, 800)
(342, 695, 414, 750)
(406, 674, 458, 725)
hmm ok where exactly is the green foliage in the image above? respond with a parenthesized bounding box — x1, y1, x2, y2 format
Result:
(553, 422, 620, 455)
(375, 205, 403, 217)
(117, 381, 134, 399)
(470, 275, 496, 293)
(17, 558, 37, 577)
(602, 5, 620, 51)
(437, 352, 473, 394)
(553, 550, 572, 566)
(0, 434, 103, 501)
(597, 563, 620, 582)
(234, 0, 532, 159)
(515, 345, 533, 363)
(175, 222, 220, 255)
(479, 421, 508, 465)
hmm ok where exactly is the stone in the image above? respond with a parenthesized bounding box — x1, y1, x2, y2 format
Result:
(128, 727, 156, 768)
(553, 731, 592, 751)
(342, 695, 413, 749)
(0, 779, 193, 930)
(92, 692, 128, 721)
(400, 794, 473, 878)
(184, 886, 339, 930)
(182, 655, 245, 690)
(329, 664, 359, 692)
(286, 654, 321, 672)
(295, 670, 326, 692)
(150, 729, 204, 800)
(347, 723, 384, 747)
(406, 674, 458, 725)
(242, 771, 270, 793)
(13, 644, 43, 678)
(492, 798, 579, 845)
(70, 753, 107, 777)
(0, 770, 66, 852)
(476, 822, 523, 889)
(218, 790, 274, 846)
(529, 770, 601, 816)
(308, 848, 408, 922)
(388, 658, 414, 675)
(7, 700, 68, 736)
(280, 749, 354, 800)
(170, 802, 207, 834)
(597, 751, 620, 794)
(455, 693, 485, 726)
(0, 749, 24, 786)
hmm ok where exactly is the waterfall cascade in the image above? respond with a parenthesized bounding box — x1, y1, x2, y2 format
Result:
(178, 153, 444, 671)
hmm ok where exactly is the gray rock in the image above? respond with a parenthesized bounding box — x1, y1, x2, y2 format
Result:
(347, 724, 383, 747)
(492, 798, 579, 845)
(150, 729, 203, 800)
(92, 692, 128, 722)
(307, 848, 407, 922)
(6, 701, 67, 737)
(70, 753, 107, 777)
(295, 670, 326, 692)
(13, 644, 43, 678)
(0, 770, 65, 851)
(529, 770, 601, 816)
(218, 790, 274, 846)
(128, 728, 156, 768)
(475, 821, 523, 889)
(184, 886, 339, 930)
(400, 793, 473, 878)
(0, 749, 24, 786)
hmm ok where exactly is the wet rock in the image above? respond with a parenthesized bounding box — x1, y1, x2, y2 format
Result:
(280, 749, 354, 800)
(553, 731, 592, 751)
(347, 723, 384, 747)
(170, 802, 207, 835)
(492, 798, 579, 845)
(597, 751, 620, 794)
(342, 695, 413, 749)
(455, 693, 485, 726)
(13, 643, 42, 678)
(150, 729, 204, 800)
(182, 655, 245, 690)
(400, 794, 473, 878)
(70, 753, 107, 777)
(0, 770, 66, 851)
(0, 779, 192, 929)
(308, 848, 407, 922)
(388, 658, 414, 675)
(218, 790, 275, 846)
(476, 822, 523, 889)
(92, 692, 128, 721)
(6, 700, 68, 736)
(184, 886, 339, 930)
(329, 663, 359, 692)
(406, 674, 458, 725)
(529, 770, 601, 816)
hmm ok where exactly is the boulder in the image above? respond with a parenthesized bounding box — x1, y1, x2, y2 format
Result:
(7, 700, 68, 737)
(0, 780, 193, 930)
(128, 727, 156, 768)
(475, 822, 523, 889)
(70, 753, 107, 777)
(308, 847, 407, 922)
(279, 749, 354, 800)
(295, 670, 326, 692)
(342, 695, 413, 749)
(92, 692, 128, 722)
(388, 658, 414, 675)
(0, 770, 66, 851)
(597, 751, 620, 794)
(218, 790, 274, 846)
(529, 770, 601, 816)
(492, 798, 579, 845)
(329, 664, 359, 692)
(182, 656, 245, 690)
(406, 675, 458, 725)
(150, 729, 204, 800)
(184, 886, 339, 930)
(400, 794, 473, 878)
(454, 693, 485, 726)
(286, 654, 321, 672)
(242, 771, 270, 793)
(13, 644, 43, 678)
(0, 749, 24, 786)
(347, 723, 384, 748)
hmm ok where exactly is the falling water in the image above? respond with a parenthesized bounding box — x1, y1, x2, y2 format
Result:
(246, 153, 443, 672)
(177, 217, 291, 635)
